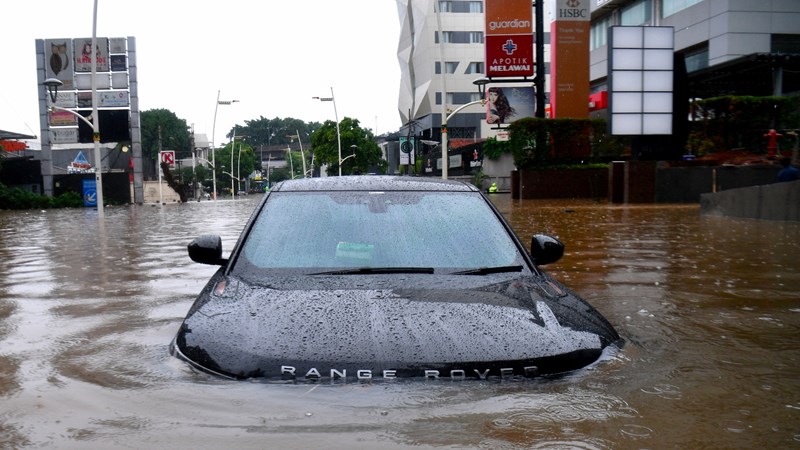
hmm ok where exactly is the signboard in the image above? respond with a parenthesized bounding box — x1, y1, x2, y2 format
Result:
(485, 0, 534, 78)
(99, 91, 129, 107)
(549, 0, 591, 118)
(49, 128, 79, 144)
(49, 110, 78, 126)
(44, 38, 75, 89)
(82, 178, 97, 207)
(49, 91, 77, 109)
(608, 26, 674, 135)
(0, 140, 27, 151)
(161, 150, 176, 167)
(398, 137, 415, 165)
(74, 37, 109, 72)
(485, 84, 535, 125)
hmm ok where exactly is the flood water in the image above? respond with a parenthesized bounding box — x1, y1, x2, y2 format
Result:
(1, 193, 798, 449)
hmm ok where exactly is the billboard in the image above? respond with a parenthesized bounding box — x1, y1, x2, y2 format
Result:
(485, 0, 534, 78)
(44, 39, 75, 90)
(40, 37, 131, 145)
(482, 84, 535, 136)
(549, 0, 591, 118)
(73, 37, 109, 72)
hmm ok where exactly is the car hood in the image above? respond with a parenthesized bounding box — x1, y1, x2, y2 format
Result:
(173, 273, 620, 380)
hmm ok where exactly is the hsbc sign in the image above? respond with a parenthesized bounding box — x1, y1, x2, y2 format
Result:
(485, 0, 534, 78)
(554, 0, 590, 21)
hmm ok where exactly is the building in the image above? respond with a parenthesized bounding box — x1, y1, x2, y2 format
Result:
(397, 0, 530, 160)
(589, 0, 800, 102)
(396, 0, 800, 167)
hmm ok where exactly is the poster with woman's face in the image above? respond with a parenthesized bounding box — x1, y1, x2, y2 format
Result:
(485, 85, 535, 125)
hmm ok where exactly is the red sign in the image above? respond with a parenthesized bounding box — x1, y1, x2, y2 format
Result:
(485, 0, 534, 78)
(161, 150, 175, 167)
(0, 140, 27, 151)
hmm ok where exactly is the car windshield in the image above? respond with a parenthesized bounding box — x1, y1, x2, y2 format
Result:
(235, 190, 527, 273)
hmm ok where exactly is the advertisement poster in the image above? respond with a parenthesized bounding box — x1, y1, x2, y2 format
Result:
(44, 38, 75, 89)
(485, 84, 536, 125)
(74, 37, 109, 72)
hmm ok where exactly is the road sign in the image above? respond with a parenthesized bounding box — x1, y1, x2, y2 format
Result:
(161, 150, 175, 167)
(82, 178, 97, 207)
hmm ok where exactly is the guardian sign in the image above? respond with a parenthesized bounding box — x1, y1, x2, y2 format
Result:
(485, 0, 534, 78)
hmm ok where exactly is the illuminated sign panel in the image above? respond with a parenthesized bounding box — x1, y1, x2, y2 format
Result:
(485, 0, 534, 78)
(608, 26, 675, 135)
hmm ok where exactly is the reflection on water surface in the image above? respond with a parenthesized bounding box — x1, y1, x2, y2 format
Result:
(0, 195, 798, 448)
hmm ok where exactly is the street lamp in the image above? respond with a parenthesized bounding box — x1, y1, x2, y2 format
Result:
(313, 87, 342, 176)
(44, 77, 105, 217)
(339, 144, 357, 173)
(287, 130, 308, 177)
(230, 130, 245, 198)
(441, 78, 489, 179)
(211, 90, 239, 200)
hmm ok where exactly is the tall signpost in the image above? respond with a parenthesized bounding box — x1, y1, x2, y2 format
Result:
(549, 0, 591, 118)
(485, 0, 534, 79)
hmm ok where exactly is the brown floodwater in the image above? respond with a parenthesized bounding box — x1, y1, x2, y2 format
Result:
(0, 193, 798, 449)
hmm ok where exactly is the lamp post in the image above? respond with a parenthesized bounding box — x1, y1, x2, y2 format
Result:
(44, 77, 105, 217)
(229, 129, 245, 198)
(287, 130, 308, 177)
(313, 87, 342, 176)
(340, 144, 357, 174)
(441, 78, 489, 179)
(211, 91, 238, 200)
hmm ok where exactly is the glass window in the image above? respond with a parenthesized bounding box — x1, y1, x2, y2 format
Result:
(446, 92, 481, 104)
(621, 0, 652, 26)
(662, 0, 702, 18)
(591, 15, 611, 51)
(237, 191, 524, 273)
(439, 31, 484, 44)
(465, 62, 484, 74)
(435, 62, 460, 74)
(438, 1, 483, 13)
(683, 45, 709, 73)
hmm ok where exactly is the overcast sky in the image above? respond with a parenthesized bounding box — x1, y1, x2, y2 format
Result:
(2, 0, 403, 146)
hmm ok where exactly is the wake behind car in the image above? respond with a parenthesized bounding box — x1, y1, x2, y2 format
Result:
(171, 176, 621, 381)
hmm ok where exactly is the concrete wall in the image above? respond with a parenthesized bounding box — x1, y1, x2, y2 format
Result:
(700, 180, 800, 221)
(508, 162, 784, 202)
(141, 181, 181, 204)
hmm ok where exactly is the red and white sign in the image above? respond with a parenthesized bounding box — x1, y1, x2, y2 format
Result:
(160, 150, 175, 167)
(485, 0, 534, 78)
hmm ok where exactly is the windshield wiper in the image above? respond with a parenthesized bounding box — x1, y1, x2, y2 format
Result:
(450, 265, 524, 275)
(310, 267, 435, 275)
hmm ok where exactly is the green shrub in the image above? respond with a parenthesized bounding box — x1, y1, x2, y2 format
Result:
(0, 183, 85, 210)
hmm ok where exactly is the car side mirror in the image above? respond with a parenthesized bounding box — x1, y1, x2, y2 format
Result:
(188, 235, 226, 265)
(530, 234, 564, 266)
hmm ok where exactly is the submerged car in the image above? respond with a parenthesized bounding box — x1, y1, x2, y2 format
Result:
(171, 176, 621, 381)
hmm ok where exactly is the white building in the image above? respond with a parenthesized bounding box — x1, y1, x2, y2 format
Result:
(397, 0, 540, 146)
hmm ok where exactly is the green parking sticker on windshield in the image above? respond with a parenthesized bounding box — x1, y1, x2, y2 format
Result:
(336, 241, 374, 261)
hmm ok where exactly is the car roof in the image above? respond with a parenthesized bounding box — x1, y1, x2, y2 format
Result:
(271, 176, 479, 192)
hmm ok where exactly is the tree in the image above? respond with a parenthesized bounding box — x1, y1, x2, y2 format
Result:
(239, 116, 322, 149)
(310, 117, 385, 175)
(140, 109, 192, 161)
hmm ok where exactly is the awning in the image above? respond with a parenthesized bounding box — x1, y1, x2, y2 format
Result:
(0, 129, 37, 140)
